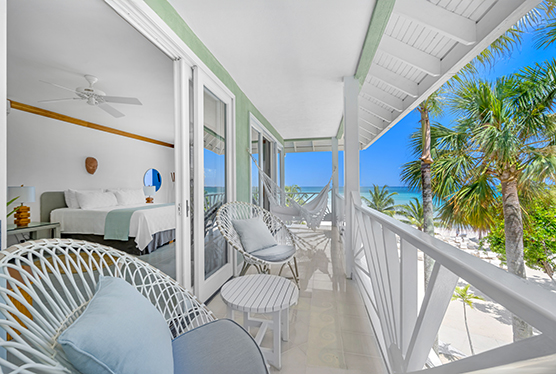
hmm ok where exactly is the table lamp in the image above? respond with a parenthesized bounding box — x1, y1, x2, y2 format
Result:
(8, 185, 35, 227)
(143, 185, 156, 204)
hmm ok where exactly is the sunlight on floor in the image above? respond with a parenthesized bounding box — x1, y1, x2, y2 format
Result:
(207, 224, 388, 374)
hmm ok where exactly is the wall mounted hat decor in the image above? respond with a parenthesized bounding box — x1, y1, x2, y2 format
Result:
(85, 157, 98, 174)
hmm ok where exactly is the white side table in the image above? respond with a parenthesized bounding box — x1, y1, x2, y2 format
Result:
(221, 274, 299, 370)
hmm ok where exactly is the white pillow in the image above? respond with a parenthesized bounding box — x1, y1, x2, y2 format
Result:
(76, 191, 118, 210)
(112, 189, 145, 206)
(232, 216, 277, 253)
(64, 189, 102, 209)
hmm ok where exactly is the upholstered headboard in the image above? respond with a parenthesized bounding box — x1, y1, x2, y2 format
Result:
(40, 192, 67, 223)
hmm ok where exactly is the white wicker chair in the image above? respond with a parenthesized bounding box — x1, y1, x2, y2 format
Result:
(216, 201, 299, 286)
(0, 239, 217, 373)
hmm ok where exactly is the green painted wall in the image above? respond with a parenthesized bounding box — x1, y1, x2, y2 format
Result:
(144, 0, 283, 202)
(336, 0, 395, 139)
(355, 0, 395, 86)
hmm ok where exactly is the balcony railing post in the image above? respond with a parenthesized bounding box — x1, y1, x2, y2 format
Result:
(331, 136, 339, 227)
(344, 75, 359, 278)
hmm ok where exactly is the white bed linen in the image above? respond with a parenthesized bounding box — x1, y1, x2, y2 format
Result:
(50, 204, 175, 250)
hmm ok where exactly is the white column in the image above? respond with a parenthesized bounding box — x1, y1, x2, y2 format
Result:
(280, 149, 285, 204)
(344, 76, 360, 279)
(173, 59, 191, 291)
(331, 137, 339, 227)
(258, 132, 263, 207)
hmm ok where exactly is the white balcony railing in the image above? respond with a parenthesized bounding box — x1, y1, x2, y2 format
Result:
(342, 191, 556, 373)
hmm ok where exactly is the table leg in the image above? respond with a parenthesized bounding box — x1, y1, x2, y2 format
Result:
(53, 226, 61, 238)
(282, 307, 289, 342)
(244, 311, 251, 334)
(227, 307, 234, 320)
(272, 310, 282, 370)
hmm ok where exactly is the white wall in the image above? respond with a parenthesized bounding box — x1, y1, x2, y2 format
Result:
(7, 110, 174, 225)
(0, 1, 6, 250)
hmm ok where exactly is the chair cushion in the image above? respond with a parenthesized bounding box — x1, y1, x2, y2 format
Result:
(173, 319, 268, 374)
(58, 276, 173, 374)
(232, 216, 277, 253)
(251, 244, 296, 262)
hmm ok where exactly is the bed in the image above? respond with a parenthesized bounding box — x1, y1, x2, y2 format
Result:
(41, 191, 175, 255)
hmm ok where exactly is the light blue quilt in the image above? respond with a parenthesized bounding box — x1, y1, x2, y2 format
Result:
(104, 204, 173, 241)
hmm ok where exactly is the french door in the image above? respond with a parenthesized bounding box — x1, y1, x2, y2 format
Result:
(192, 68, 235, 302)
(250, 115, 283, 209)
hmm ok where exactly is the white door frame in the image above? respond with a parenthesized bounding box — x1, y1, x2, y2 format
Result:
(0, 1, 6, 251)
(105, 0, 236, 297)
(173, 59, 191, 289)
(249, 113, 283, 207)
(193, 67, 236, 302)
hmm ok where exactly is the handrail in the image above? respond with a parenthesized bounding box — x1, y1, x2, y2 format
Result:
(353, 201, 556, 332)
(349, 191, 556, 373)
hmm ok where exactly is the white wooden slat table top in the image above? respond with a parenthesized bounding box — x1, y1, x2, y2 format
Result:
(221, 274, 299, 314)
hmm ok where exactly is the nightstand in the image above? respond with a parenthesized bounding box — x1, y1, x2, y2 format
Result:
(7, 222, 61, 240)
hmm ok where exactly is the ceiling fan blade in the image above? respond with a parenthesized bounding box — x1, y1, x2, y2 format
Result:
(98, 103, 125, 118)
(40, 80, 78, 94)
(103, 96, 142, 105)
(38, 98, 81, 103)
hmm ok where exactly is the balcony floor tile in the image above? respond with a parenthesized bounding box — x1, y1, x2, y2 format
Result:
(206, 224, 387, 374)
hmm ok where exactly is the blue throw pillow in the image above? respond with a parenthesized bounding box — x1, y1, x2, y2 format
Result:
(58, 276, 173, 374)
(232, 216, 277, 253)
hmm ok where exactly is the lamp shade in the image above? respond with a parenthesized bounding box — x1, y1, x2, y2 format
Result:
(143, 186, 156, 197)
(8, 186, 35, 203)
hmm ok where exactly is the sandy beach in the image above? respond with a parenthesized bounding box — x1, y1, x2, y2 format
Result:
(431, 228, 556, 361)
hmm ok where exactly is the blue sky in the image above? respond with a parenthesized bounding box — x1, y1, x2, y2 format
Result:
(285, 31, 556, 187)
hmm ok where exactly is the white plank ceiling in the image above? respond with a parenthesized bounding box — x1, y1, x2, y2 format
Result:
(357, 0, 540, 150)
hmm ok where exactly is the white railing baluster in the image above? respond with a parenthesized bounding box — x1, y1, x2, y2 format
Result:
(400, 239, 418, 357)
(405, 334, 556, 374)
(348, 193, 556, 373)
(363, 214, 397, 349)
(405, 262, 458, 371)
(383, 227, 401, 346)
(370, 218, 399, 348)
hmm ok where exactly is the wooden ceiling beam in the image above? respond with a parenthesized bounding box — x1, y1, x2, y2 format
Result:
(9, 100, 174, 148)
(360, 84, 404, 112)
(394, 0, 477, 46)
(368, 64, 419, 98)
(379, 35, 441, 76)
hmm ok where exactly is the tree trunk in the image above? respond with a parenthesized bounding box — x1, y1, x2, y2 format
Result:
(419, 106, 437, 354)
(463, 303, 474, 355)
(422, 162, 435, 288)
(419, 107, 435, 289)
(501, 175, 532, 341)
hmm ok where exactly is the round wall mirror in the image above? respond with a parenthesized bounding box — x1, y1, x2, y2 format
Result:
(144, 168, 162, 191)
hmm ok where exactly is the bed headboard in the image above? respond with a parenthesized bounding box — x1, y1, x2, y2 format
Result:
(40, 192, 67, 222)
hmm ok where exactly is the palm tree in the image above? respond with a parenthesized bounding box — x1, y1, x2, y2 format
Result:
(417, 91, 444, 290)
(285, 184, 304, 204)
(398, 198, 425, 231)
(451, 284, 485, 356)
(441, 62, 556, 340)
(397, 198, 440, 231)
(362, 185, 399, 216)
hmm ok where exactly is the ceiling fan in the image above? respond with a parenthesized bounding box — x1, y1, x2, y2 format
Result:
(39, 75, 142, 118)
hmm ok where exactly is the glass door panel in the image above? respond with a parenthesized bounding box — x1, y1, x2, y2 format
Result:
(251, 127, 260, 205)
(203, 88, 227, 279)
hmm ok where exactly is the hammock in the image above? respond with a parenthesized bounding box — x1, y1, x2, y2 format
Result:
(249, 151, 332, 230)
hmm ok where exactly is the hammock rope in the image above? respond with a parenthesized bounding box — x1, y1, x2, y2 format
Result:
(249, 151, 333, 230)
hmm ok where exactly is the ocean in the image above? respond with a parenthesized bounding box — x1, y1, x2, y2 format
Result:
(205, 185, 422, 207)
(298, 186, 421, 206)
